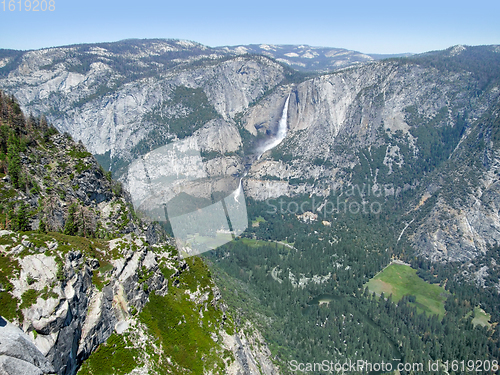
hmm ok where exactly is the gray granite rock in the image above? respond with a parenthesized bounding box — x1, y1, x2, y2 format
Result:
(0, 316, 55, 375)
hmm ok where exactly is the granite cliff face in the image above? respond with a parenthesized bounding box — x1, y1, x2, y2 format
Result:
(0, 315, 55, 375)
(0, 42, 284, 165)
(409, 101, 500, 262)
(1, 230, 280, 375)
(1, 40, 500, 264)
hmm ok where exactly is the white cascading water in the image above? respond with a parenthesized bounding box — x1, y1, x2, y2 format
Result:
(233, 94, 290, 203)
(233, 178, 243, 203)
(257, 94, 290, 159)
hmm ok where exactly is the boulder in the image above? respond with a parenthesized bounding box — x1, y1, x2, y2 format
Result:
(0, 316, 55, 375)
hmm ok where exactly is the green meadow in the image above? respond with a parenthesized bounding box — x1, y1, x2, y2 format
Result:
(367, 263, 449, 318)
(251, 216, 266, 227)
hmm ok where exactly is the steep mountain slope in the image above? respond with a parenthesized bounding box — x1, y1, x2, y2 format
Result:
(237, 45, 500, 263)
(0, 40, 288, 178)
(409, 99, 500, 262)
(0, 91, 280, 375)
(1, 41, 500, 261)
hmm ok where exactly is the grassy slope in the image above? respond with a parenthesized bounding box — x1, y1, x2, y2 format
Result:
(78, 256, 236, 375)
(366, 263, 448, 318)
(77, 334, 140, 375)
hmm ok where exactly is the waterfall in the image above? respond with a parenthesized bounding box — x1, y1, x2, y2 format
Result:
(233, 178, 243, 203)
(235, 93, 290, 204)
(257, 94, 290, 159)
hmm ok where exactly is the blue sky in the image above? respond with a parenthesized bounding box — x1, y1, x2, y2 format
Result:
(0, 0, 499, 54)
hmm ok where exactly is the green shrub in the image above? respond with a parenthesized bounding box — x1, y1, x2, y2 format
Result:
(20, 289, 39, 309)
(26, 274, 36, 285)
(77, 333, 139, 375)
(63, 203, 78, 236)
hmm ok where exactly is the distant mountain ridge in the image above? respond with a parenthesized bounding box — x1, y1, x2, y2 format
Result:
(0, 38, 409, 75)
(219, 43, 400, 72)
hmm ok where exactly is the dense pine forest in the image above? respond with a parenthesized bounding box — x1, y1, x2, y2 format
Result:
(206, 197, 500, 373)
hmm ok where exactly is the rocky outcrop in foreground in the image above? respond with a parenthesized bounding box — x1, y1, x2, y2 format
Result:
(0, 316, 55, 375)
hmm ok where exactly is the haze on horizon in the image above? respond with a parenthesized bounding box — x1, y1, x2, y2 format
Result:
(0, 0, 499, 55)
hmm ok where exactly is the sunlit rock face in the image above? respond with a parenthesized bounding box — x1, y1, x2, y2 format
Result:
(3, 41, 500, 262)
